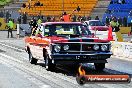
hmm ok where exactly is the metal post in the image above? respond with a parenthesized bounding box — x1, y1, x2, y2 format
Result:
(17, 24, 20, 38)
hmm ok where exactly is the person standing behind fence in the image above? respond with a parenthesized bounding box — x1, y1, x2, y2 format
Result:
(105, 16, 110, 26)
(22, 12, 27, 24)
(7, 19, 14, 38)
(110, 17, 120, 32)
(6, 10, 11, 23)
(62, 12, 71, 22)
(123, 16, 127, 27)
(72, 14, 77, 22)
(37, 18, 42, 26)
(95, 15, 99, 20)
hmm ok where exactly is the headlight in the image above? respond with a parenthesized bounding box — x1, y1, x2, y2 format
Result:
(63, 45, 69, 51)
(54, 45, 61, 52)
(101, 45, 108, 51)
(93, 44, 99, 50)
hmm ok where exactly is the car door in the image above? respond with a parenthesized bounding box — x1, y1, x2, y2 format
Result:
(28, 36, 36, 58)
(33, 25, 44, 60)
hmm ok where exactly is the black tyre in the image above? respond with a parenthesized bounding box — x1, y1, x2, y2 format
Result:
(76, 76, 87, 85)
(45, 55, 55, 71)
(94, 63, 105, 71)
(29, 52, 38, 64)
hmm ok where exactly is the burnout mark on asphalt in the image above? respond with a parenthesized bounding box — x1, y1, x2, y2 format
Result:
(0, 49, 5, 52)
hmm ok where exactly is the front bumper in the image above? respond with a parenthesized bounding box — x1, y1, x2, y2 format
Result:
(51, 52, 112, 64)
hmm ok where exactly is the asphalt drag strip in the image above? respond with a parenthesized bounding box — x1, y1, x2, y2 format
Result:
(0, 40, 132, 88)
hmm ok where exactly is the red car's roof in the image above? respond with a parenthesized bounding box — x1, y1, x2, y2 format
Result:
(41, 22, 82, 25)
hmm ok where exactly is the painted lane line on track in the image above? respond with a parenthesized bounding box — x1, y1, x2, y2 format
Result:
(0, 53, 51, 88)
(0, 53, 86, 88)
(111, 55, 132, 62)
(0, 42, 25, 52)
(1, 42, 131, 87)
(0, 61, 51, 88)
(0, 43, 90, 87)
(0, 53, 55, 88)
(0, 52, 131, 88)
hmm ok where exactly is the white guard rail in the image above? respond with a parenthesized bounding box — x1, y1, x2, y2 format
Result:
(111, 41, 132, 59)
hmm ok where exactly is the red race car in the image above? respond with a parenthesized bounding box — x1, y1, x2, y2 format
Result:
(85, 20, 109, 31)
(25, 22, 112, 71)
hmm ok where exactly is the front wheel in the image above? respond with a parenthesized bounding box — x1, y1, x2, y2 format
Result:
(45, 55, 55, 71)
(94, 63, 105, 71)
(29, 52, 38, 64)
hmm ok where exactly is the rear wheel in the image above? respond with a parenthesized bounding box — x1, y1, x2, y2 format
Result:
(29, 52, 38, 64)
(45, 55, 55, 71)
(94, 63, 105, 71)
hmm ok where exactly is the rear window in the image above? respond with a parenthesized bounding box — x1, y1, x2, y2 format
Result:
(89, 21, 105, 26)
(43, 24, 91, 36)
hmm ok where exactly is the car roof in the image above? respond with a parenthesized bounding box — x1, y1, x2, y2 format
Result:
(41, 22, 82, 25)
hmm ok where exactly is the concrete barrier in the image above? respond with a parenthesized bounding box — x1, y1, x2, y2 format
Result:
(111, 41, 132, 59)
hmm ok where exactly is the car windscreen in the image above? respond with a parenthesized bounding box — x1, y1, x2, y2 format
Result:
(44, 24, 91, 36)
(89, 21, 105, 26)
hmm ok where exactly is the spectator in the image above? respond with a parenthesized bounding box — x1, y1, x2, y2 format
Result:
(72, 14, 77, 22)
(80, 18, 85, 23)
(76, 6, 81, 12)
(47, 16, 51, 22)
(7, 18, 14, 38)
(29, 18, 34, 28)
(105, 9, 111, 14)
(22, 3, 26, 8)
(122, 0, 126, 4)
(129, 10, 132, 16)
(36, 1, 40, 6)
(34, 0, 43, 6)
(87, 16, 91, 20)
(29, 18, 38, 36)
(114, 0, 118, 4)
(22, 12, 27, 24)
(6, 10, 11, 23)
(42, 16, 47, 22)
(123, 16, 127, 27)
(82, 15, 86, 21)
(60, 16, 64, 22)
(17, 15, 21, 24)
(51, 17, 56, 22)
(32, 18, 37, 28)
(28, 3, 30, 9)
(105, 16, 110, 26)
(62, 12, 71, 22)
(95, 15, 99, 20)
(117, 17, 122, 26)
(127, 16, 131, 27)
(110, 1, 113, 4)
(118, 0, 122, 4)
(109, 15, 113, 22)
(110, 17, 120, 32)
(37, 18, 42, 25)
(0, 11, 4, 17)
(77, 15, 82, 22)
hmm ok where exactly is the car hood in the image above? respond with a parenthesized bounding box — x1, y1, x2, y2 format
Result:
(47, 36, 110, 43)
(90, 26, 109, 31)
